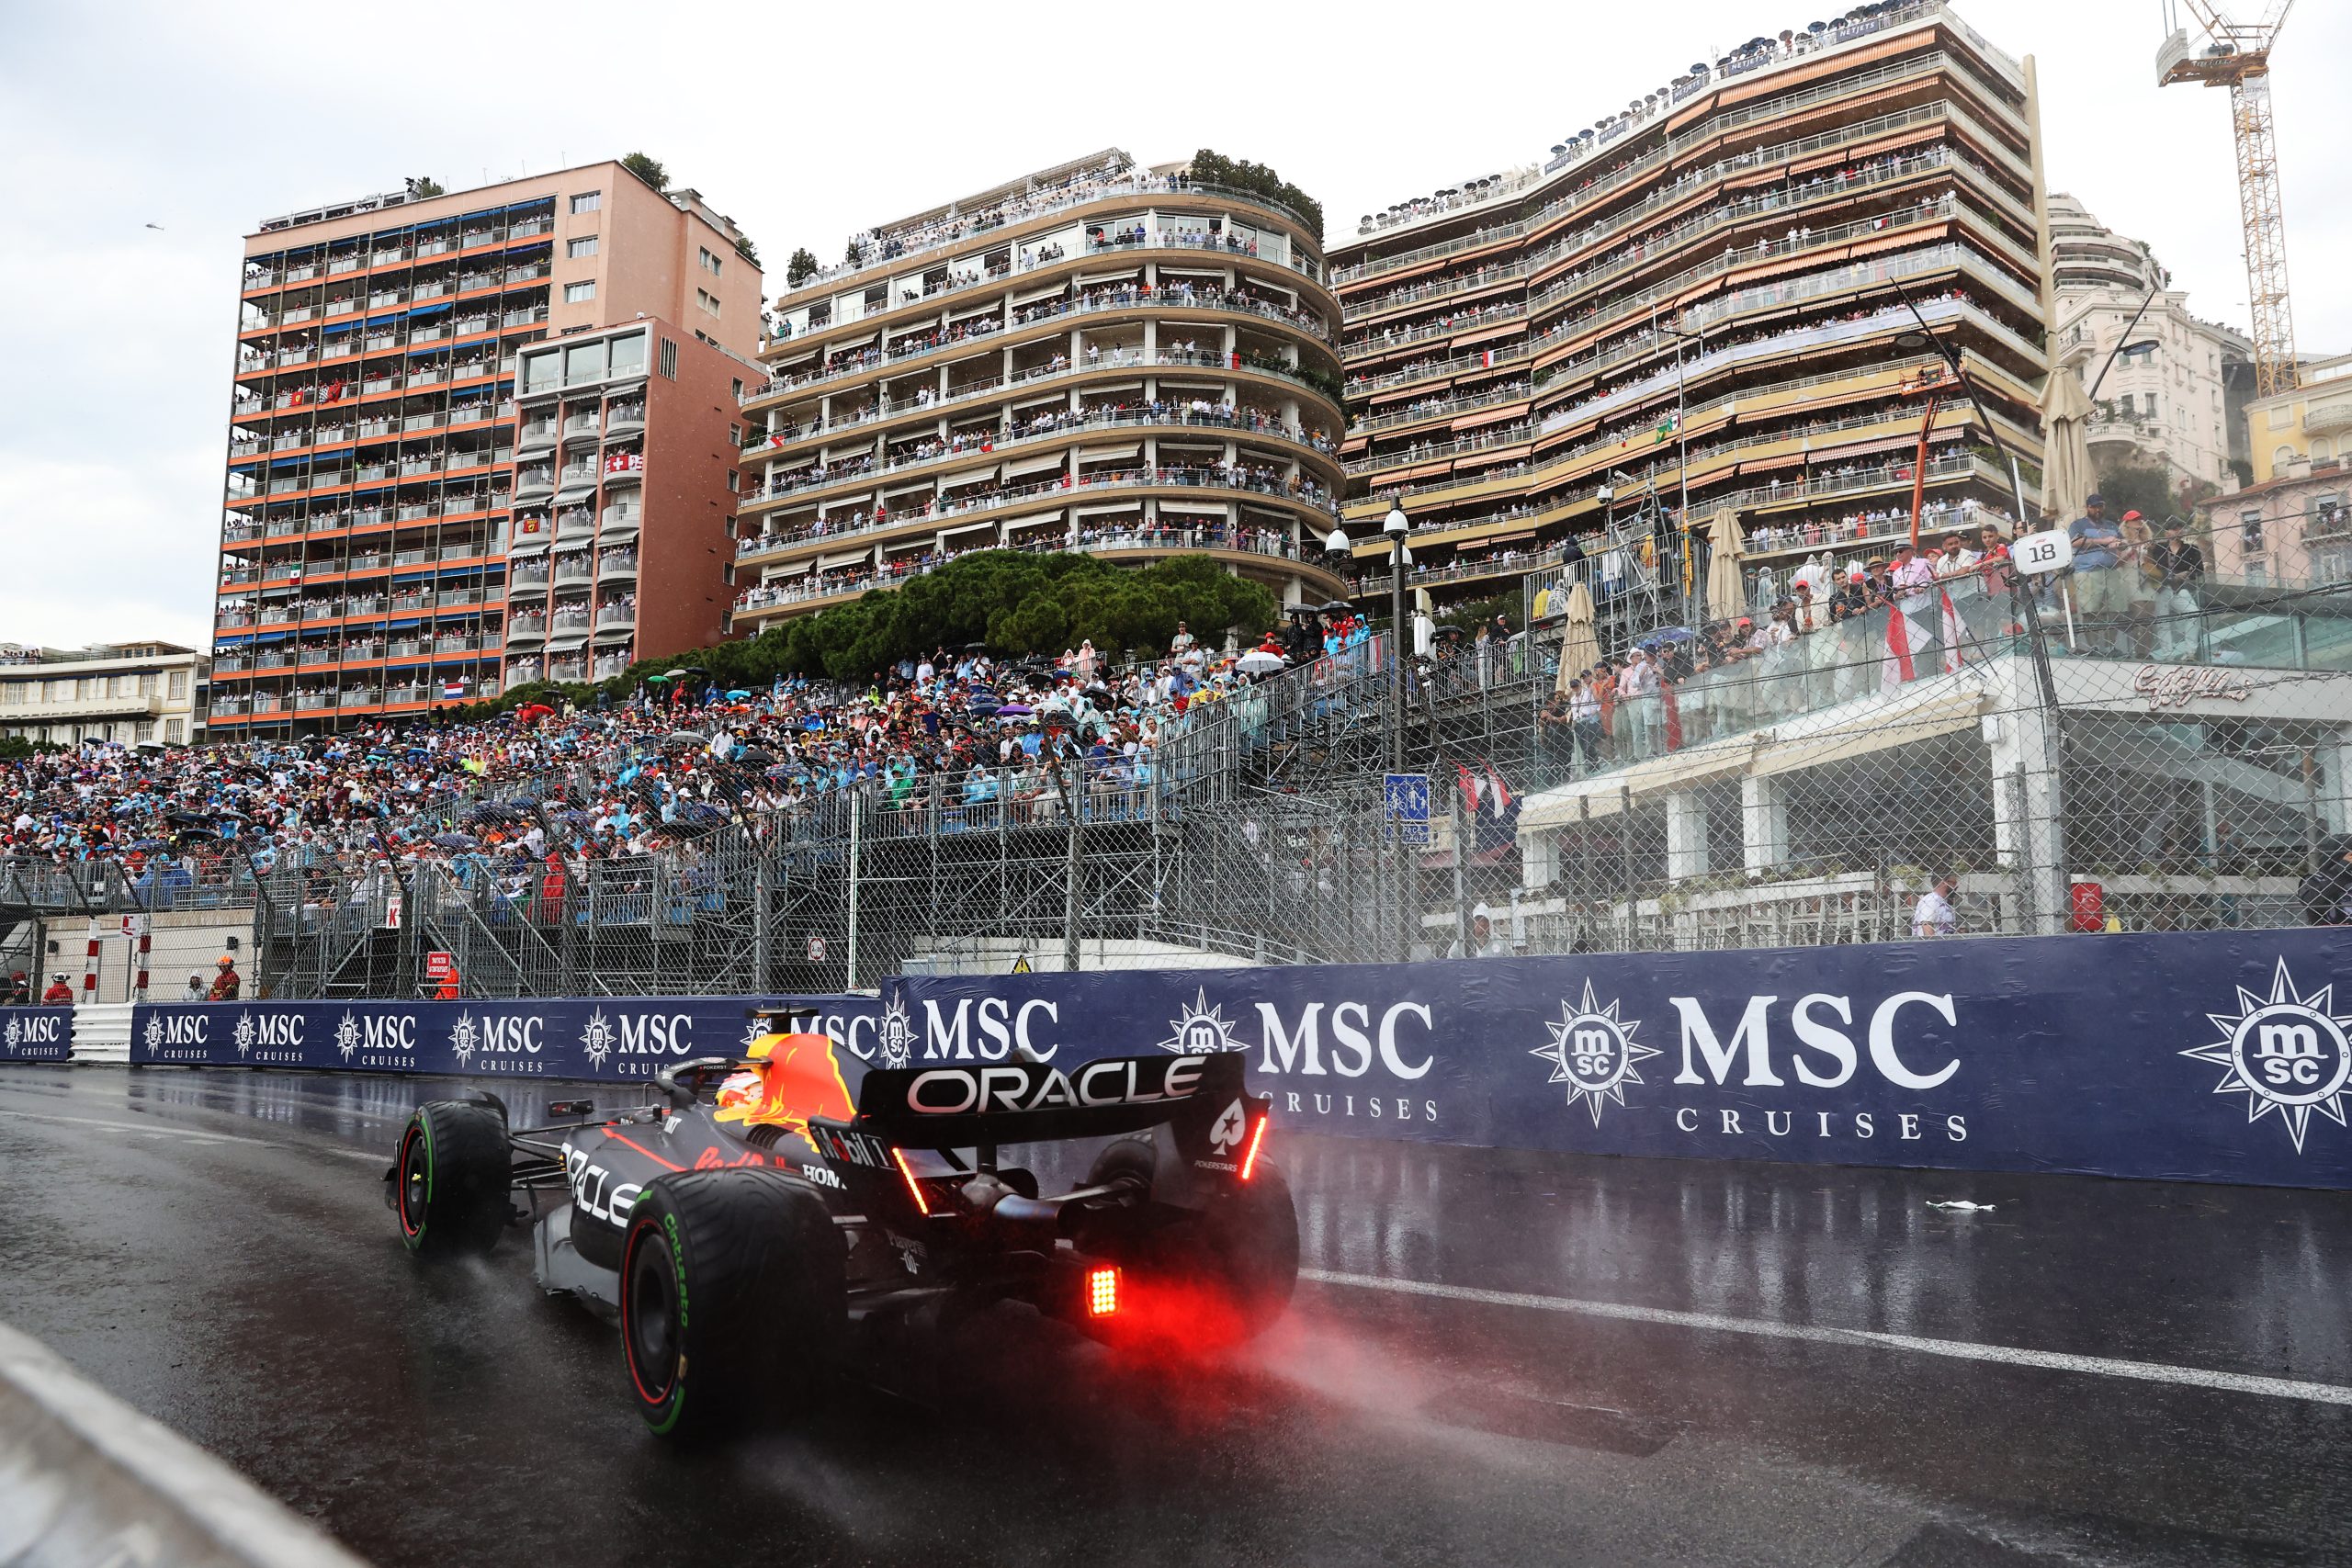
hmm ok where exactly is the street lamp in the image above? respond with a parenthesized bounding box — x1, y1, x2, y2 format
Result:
(1385, 500, 1409, 772)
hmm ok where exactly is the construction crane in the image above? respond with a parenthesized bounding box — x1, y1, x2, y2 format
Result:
(2156, 0, 2299, 397)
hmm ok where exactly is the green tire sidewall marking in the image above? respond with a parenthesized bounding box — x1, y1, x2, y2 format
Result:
(649, 1205, 690, 1434)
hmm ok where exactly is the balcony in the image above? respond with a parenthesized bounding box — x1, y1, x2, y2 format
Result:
(558, 463, 599, 487)
(600, 502, 642, 536)
(594, 654, 633, 681)
(552, 554, 594, 588)
(605, 401, 645, 434)
(595, 604, 636, 628)
(518, 419, 557, 451)
(597, 550, 638, 579)
(507, 615, 548, 644)
(510, 567, 550, 596)
(601, 453, 644, 485)
(562, 412, 601, 437)
(515, 467, 555, 500)
(555, 508, 596, 540)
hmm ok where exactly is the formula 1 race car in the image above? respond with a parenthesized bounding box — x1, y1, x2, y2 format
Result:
(387, 1023, 1297, 1438)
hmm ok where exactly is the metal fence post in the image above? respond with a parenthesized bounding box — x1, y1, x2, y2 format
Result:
(752, 839, 772, 994)
(845, 790, 862, 990)
(1064, 761, 1083, 975)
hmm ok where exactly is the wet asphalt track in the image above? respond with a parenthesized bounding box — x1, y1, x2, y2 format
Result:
(1, 1066, 2348, 1568)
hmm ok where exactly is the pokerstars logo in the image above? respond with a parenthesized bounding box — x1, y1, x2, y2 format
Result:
(1159, 988, 1248, 1056)
(580, 1009, 616, 1070)
(2182, 958, 2351, 1155)
(876, 996, 915, 1070)
(1532, 980, 1659, 1126)
(450, 1012, 480, 1068)
(233, 1011, 256, 1058)
(335, 1010, 362, 1063)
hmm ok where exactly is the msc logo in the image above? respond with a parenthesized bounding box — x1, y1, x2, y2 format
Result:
(876, 996, 916, 1070)
(580, 1009, 616, 1069)
(2182, 957, 2352, 1154)
(335, 1011, 362, 1063)
(1532, 980, 1660, 1126)
(1161, 988, 1249, 1056)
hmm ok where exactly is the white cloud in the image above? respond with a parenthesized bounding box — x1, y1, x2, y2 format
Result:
(1, 0, 2345, 649)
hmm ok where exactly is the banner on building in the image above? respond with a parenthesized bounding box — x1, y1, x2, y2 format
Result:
(127, 995, 878, 1083)
(883, 931, 2352, 1190)
(0, 1007, 75, 1064)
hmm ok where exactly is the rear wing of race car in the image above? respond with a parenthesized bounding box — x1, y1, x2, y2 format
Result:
(852, 1050, 1254, 1152)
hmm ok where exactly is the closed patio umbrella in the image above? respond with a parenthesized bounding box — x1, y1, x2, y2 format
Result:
(1555, 581, 1600, 694)
(2041, 368, 2094, 527)
(1704, 507, 1747, 626)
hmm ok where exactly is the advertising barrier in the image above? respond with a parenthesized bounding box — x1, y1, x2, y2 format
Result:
(0, 1008, 74, 1064)
(883, 930, 2352, 1190)
(127, 995, 877, 1083)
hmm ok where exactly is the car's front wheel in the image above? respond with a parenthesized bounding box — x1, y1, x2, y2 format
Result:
(393, 1100, 510, 1258)
(617, 1168, 844, 1439)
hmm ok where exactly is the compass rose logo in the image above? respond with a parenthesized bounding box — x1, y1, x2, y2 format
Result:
(233, 1011, 256, 1058)
(1159, 988, 1248, 1055)
(335, 1010, 361, 1062)
(143, 1015, 164, 1055)
(876, 995, 916, 1070)
(2181, 958, 2352, 1155)
(4, 1019, 19, 1051)
(1532, 980, 1659, 1126)
(449, 1011, 480, 1068)
(580, 1008, 616, 1069)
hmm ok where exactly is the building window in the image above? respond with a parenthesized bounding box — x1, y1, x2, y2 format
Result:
(524, 351, 560, 392)
(2274, 446, 2297, 468)
(564, 280, 596, 304)
(658, 338, 678, 379)
(1, 682, 24, 705)
(164, 718, 184, 743)
(726, 469, 739, 492)
(698, 247, 723, 276)
(695, 288, 720, 317)
(607, 333, 647, 378)
(728, 423, 741, 446)
(168, 670, 187, 700)
(570, 192, 602, 215)
(567, 236, 600, 259)
(2240, 511, 2265, 552)
(731, 378, 744, 400)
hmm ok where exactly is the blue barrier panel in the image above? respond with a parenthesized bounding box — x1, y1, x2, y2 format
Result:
(884, 931, 2352, 1190)
(0, 1008, 74, 1064)
(128, 995, 877, 1083)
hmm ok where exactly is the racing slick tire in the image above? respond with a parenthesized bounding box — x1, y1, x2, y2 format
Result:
(393, 1100, 511, 1258)
(617, 1168, 845, 1439)
(1173, 1157, 1299, 1340)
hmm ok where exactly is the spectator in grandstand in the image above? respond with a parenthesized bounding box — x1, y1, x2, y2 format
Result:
(2149, 519, 2205, 660)
(1911, 874, 1961, 938)
(180, 973, 208, 1002)
(3, 972, 27, 1006)
(1448, 902, 1506, 959)
(2066, 494, 2130, 652)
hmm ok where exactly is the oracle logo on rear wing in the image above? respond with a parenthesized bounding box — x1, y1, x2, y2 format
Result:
(854, 1054, 1243, 1147)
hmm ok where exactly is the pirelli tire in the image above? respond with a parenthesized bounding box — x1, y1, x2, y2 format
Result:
(617, 1168, 845, 1440)
(1177, 1158, 1299, 1340)
(394, 1100, 511, 1258)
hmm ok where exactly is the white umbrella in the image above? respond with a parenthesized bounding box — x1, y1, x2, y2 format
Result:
(2041, 369, 2093, 526)
(1704, 507, 1747, 626)
(1237, 649, 1286, 675)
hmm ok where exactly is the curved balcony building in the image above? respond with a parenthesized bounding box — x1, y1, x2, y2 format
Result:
(731, 150, 1351, 629)
(1329, 3, 2048, 615)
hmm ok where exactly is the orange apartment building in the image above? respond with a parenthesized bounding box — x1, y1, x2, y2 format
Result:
(210, 161, 763, 733)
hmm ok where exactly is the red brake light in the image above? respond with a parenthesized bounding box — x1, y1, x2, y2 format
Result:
(891, 1146, 932, 1216)
(1238, 1112, 1269, 1181)
(1086, 1265, 1120, 1317)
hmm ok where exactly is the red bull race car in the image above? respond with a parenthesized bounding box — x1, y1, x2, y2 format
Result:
(387, 1017, 1297, 1438)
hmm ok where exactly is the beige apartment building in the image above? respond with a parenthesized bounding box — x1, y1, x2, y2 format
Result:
(213, 162, 762, 733)
(0, 642, 207, 746)
(2047, 191, 2250, 491)
(730, 150, 1351, 628)
(2242, 352, 2352, 485)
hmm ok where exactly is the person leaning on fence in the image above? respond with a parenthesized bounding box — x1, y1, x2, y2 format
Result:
(1912, 873, 1961, 938)
(1449, 902, 1506, 959)
(2148, 519, 2205, 660)
(2066, 494, 2130, 650)
(180, 973, 207, 1002)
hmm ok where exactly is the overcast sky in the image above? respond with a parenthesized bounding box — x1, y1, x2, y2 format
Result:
(2, 0, 2343, 652)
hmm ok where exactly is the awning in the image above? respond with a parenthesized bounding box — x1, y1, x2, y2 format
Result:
(1452, 321, 1524, 350)
(1005, 509, 1064, 531)
(947, 301, 1001, 323)
(1012, 284, 1068, 307)
(1074, 269, 1142, 287)
(816, 549, 871, 571)
(939, 519, 1000, 540)
(1006, 452, 1067, 479)
(936, 462, 1002, 489)
(1737, 450, 1808, 475)
(764, 558, 812, 579)
(1077, 443, 1142, 463)
(1453, 402, 1532, 431)
(1747, 681, 1988, 780)
(1519, 733, 1766, 830)
(507, 535, 550, 555)
(545, 635, 589, 652)
(1073, 501, 1140, 520)
(593, 625, 635, 642)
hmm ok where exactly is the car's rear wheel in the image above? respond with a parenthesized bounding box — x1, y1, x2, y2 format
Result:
(394, 1100, 510, 1258)
(617, 1168, 844, 1439)
(1170, 1159, 1299, 1340)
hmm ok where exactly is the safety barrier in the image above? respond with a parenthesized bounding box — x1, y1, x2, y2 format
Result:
(0, 1005, 74, 1063)
(0, 1319, 371, 1568)
(885, 928, 2352, 1190)
(122, 994, 876, 1080)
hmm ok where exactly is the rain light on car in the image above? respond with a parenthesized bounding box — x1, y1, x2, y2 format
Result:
(891, 1146, 932, 1216)
(1086, 1265, 1120, 1318)
(1239, 1113, 1269, 1181)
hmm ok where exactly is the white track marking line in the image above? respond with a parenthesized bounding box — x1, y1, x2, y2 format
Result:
(0, 1107, 381, 1162)
(1300, 1269, 2352, 1407)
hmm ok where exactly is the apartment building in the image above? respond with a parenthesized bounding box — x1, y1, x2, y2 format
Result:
(2047, 191, 2249, 491)
(0, 642, 206, 747)
(1329, 1, 2046, 615)
(211, 163, 761, 733)
(503, 321, 757, 689)
(2199, 458, 2352, 591)
(2243, 352, 2352, 485)
(731, 150, 1351, 630)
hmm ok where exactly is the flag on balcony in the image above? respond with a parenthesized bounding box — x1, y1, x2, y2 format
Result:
(442, 678, 466, 699)
(1881, 605, 1916, 692)
(1939, 586, 1966, 673)
(1479, 349, 1495, 368)
(1654, 412, 1679, 443)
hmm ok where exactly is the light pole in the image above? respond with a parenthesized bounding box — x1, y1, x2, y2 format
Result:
(1657, 311, 1704, 624)
(1323, 504, 1412, 771)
